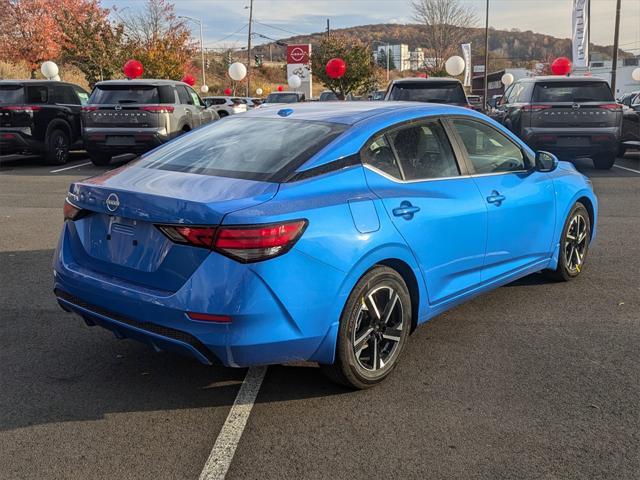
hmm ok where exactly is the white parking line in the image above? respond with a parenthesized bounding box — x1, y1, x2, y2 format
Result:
(613, 164, 640, 175)
(50, 161, 92, 173)
(198, 366, 267, 480)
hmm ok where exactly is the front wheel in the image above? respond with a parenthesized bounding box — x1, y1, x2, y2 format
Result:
(545, 202, 591, 282)
(320, 266, 411, 389)
(592, 153, 616, 170)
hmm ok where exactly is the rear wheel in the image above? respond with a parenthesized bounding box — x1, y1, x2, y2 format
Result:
(218, 110, 229, 118)
(88, 152, 111, 166)
(618, 144, 626, 158)
(45, 129, 70, 165)
(592, 153, 616, 170)
(321, 266, 411, 389)
(545, 202, 591, 282)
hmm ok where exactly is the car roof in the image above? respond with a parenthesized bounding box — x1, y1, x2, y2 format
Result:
(243, 101, 470, 125)
(94, 79, 187, 86)
(517, 76, 610, 83)
(391, 77, 461, 84)
(0, 79, 81, 87)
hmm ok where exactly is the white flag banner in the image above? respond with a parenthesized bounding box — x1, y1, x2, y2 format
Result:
(461, 43, 472, 87)
(572, 0, 589, 68)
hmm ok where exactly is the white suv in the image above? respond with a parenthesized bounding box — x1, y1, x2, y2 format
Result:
(203, 96, 247, 118)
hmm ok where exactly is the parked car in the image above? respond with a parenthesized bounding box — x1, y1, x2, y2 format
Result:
(490, 76, 622, 169)
(467, 94, 483, 112)
(54, 102, 597, 389)
(82, 79, 218, 166)
(0, 80, 89, 164)
(203, 96, 248, 117)
(369, 89, 386, 101)
(384, 77, 471, 107)
(487, 94, 503, 110)
(318, 90, 356, 101)
(618, 90, 640, 156)
(264, 91, 305, 104)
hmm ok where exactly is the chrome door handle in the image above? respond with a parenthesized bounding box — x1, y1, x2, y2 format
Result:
(486, 191, 506, 205)
(393, 201, 420, 220)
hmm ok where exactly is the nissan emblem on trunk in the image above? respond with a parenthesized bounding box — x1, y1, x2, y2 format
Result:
(105, 193, 120, 212)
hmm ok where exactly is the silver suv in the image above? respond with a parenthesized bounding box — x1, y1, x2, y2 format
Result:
(82, 79, 218, 166)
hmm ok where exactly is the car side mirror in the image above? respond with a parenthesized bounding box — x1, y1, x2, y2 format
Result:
(535, 151, 559, 172)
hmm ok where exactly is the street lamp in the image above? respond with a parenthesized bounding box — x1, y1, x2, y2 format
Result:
(372, 41, 390, 82)
(179, 15, 206, 87)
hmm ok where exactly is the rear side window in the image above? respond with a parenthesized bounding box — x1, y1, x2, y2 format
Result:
(0, 85, 24, 104)
(137, 118, 347, 181)
(388, 82, 467, 104)
(362, 135, 402, 179)
(176, 86, 192, 104)
(90, 85, 164, 104)
(25, 86, 48, 103)
(533, 81, 613, 103)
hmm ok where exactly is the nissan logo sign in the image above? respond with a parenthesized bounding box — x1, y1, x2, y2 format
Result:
(105, 193, 120, 212)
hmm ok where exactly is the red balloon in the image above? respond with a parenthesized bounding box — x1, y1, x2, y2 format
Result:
(181, 74, 196, 86)
(551, 57, 572, 76)
(123, 59, 143, 79)
(224, 88, 232, 96)
(277, 85, 283, 92)
(326, 58, 346, 79)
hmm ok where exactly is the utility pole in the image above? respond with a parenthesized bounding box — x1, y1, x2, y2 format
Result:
(610, 0, 622, 95)
(326, 19, 330, 37)
(246, 0, 254, 97)
(199, 20, 206, 87)
(483, 0, 490, 110)
(386, 44, 390, 82)
(587, 0, 591, 68)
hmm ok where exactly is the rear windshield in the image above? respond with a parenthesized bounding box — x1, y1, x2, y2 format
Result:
(90, 85, 169, 104)
(137, 117, 347, 181)
(532, 81, 613, 103)
(265, 93, 300, 103)
(388, 82, 467, 104)
(0, 85, 24, 104)
(319, 91, 338, 101)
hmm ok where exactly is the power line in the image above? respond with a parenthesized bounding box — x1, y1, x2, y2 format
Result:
(252, 19, 301, 37)
(205, 24, 248, 47)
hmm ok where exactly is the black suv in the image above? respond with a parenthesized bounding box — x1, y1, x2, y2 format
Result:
(82, 79, 218, 165)
(619, 90, 639, 156)
(384, 78, 471, 107)
(490, 76, 622, 169)
(0, 80, 89, 164)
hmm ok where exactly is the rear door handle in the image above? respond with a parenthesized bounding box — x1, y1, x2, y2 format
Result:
(393, 201, 420, 220)
(486, 191, 506, 205)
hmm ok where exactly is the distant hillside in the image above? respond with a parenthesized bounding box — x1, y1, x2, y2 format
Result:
(252, 23, 630, 69)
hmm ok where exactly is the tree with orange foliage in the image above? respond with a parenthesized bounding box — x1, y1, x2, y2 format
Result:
(0, 0, 63, 78)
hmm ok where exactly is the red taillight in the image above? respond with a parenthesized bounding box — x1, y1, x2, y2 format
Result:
(599, 103, 622, 111)
(591, 134, 612, 142)
(523, 104, 552, 112)
(538, 134, 557, 143)
(2, 105, 42, 113)
(187, 312, 232, 323)
(63, 201, 82, 221)
(141, 105, 175, 113)
(156, 220, 307, 262)
(82, 106, 99, 112)
(158, 226, 217, 248)
(1, 133, 16, 140)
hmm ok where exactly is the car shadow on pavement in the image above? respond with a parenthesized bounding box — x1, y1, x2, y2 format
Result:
(0, 249, 348, 432)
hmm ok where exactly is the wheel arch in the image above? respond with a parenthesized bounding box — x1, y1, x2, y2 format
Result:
(45, 119, 72, 144)
(376, 258, 420, 333)
(575, 195, 595, 238)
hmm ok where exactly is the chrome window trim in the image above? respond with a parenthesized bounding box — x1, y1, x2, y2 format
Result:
(363, 164, 531, 184)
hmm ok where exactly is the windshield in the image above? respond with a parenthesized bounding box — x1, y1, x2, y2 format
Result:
(265, 93, 300, 103)
(388, 82, 467, 103)
(90, 85, 163, 104)
(137, 117, 347, 181)
(532, 81, 614, 103)
(0, 85, 24, 104)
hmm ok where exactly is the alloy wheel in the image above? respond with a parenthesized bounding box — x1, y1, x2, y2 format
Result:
(352, 285, 404, 371)
(54, 134, 68, 163)
(564, 213, 588, 273)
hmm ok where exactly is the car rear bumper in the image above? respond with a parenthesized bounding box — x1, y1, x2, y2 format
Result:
(52, 223, 340, 367)
(83, 127, 169, 155)
(0, 129, 42, 154)
(523, 127, 619, 159)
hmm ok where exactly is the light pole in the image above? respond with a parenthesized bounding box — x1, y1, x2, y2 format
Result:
(611, 0, 622, 94)
(483, 0, 490, 110)
(245, 0, 254, 97)
(373, 41, 390, 82)
(179, 16, 206, 87)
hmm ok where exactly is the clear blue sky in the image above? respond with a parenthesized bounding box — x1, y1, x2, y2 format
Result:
(107, 0, 640, 53)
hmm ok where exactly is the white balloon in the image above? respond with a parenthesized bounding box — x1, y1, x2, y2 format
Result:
(41, 61, 59, 79)
(288, 75, 302, 89)
(200, 85, 209, 93)
(52, 74, 61, 81)
(256, 88, 263, 95)
(501, 73, 515, 86)
(228, 62, 247, 81)
(632, 68, 640, 82)
(445, 56, 465, 77)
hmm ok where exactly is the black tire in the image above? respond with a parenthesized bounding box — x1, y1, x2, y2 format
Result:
(218, 110, 229, 118)
(88, 152, 111, 166)
(320, 266, 412, 389)
(44, 129, 70, 165)
(592, 153, 616, 170)
(618, 144, 627, 158)
(545, 202, 591, 282)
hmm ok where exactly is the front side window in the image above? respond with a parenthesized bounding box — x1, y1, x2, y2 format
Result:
(452, 119, 527, 174)
(73, 87, 90, 105)
(187, 86, 204, 106)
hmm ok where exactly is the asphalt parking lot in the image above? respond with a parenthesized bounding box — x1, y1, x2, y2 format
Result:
(1, 152, 639, 480)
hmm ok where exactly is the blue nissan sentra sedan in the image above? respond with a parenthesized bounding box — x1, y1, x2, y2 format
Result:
(54, 102, 597, 389)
